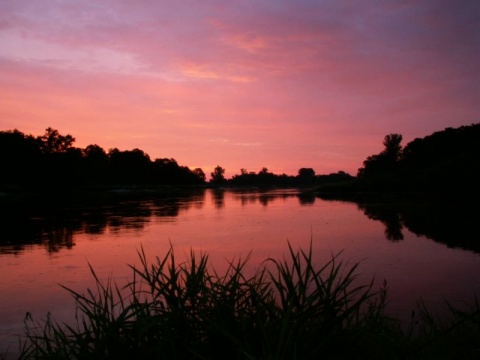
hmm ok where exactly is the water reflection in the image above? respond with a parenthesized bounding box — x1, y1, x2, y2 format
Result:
(2, 189, 480, 349)
(231, 189, 301, 207)
(0, 189, 206, 255)
(2, 188, 477, 256)
(212, 189, 225, 208)
(1, 189, 316, 255)
(336, 199, 480, 252)
(297, 192, 316, 205)
(358, 203, 404, 241)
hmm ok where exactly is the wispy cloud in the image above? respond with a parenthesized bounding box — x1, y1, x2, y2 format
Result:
(0, 30, 145, 75)
(233, 142, 262, 147)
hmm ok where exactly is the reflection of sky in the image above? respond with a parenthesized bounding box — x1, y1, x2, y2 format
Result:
(1, 1, 479, 177)
(1, 190, 480, 353)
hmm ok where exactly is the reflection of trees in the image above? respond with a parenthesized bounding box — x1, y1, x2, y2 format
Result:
(258, 194, 271, 207)
(357, 203, 404, 241)
(400, 202, 479, 252)
(0, 215, 78, 255)
(297, 192, 316, 205)
(82, 212, 108, 234)
(233, 191, 297, 207)
(354, 200, 480, 251)
(0, 190, 206, 255)
(153, 191, 206, 217)
(108, 201, 154, 232)
(42, 227, 74, 253)
(212, 190, 225, 209)
(231, 190, 318, 207)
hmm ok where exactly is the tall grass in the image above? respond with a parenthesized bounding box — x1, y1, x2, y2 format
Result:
(15, 243, 480, 359)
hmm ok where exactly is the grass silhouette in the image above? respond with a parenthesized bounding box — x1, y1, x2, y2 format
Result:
(14, 243, 480, 360)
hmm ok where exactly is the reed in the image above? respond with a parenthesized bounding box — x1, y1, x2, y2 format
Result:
(16, 243, 480, 359)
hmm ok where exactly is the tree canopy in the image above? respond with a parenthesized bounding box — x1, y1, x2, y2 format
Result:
(356, 124, 480, 192)
(210, 165, 226, 185)
(0, 128, 206, 188)
(357, 133, 403, 179)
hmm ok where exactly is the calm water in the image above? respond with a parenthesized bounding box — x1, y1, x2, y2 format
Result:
(1, 188, 480, 354)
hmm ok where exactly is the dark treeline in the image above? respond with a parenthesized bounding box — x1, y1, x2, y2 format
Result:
(0, 127, 206, 188)
(4, 123, 477, 192)
(0, 127, 353, 190)
(358, 123, 480, 192)
(319, 123, 480, 195)
(210, 165, 353, 187)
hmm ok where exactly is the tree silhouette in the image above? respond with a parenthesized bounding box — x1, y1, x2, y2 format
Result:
(210, 165, 226, 184)
(382, 134, 403, 162)
(358, 133, 403, 178)
(400, 125, 480, 190)
(38, 127, 75, 154)
(256, 167, 276, 185)
(151, 158, 205, 185)
(193, 168, 206, 182)
(109, 148, 152, 183)
(83, 144, 109, 183)
(0, 127, 208, 188)
(353, 124, 480, 192)
(297, 168, 316, 185)
(298, 168, 315, 178)
(0, 129, 42, 185)
(84, 144, 108, 159)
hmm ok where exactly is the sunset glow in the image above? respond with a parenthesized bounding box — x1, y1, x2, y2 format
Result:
(1, 1, 479, 177)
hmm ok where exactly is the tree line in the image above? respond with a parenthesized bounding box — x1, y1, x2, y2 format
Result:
(0, 127, 352, 189)
(5, 123, 474, 192)
(210, 165, 352, 187)
(0, 128, 206, 188)
(355, 123, 480, 193)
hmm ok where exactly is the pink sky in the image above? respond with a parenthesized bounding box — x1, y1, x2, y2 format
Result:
(1, 1, 479, 178)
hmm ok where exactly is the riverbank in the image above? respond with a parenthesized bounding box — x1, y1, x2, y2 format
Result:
(312, 178, 480, 204)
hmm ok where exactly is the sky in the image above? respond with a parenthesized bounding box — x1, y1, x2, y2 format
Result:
(1, 0, 479, 178)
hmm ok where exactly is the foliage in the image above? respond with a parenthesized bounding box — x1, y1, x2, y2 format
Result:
(400, 124, 480, 190)
(355, 123, 480, 193)
(16, 244, 390, 359)
(210, 165, 226, 185)
(357, 133, 403, 179)
(298, 167, 315, 178)
(0, 129, 42, 185)
(0, 127, 356, 189)
(38, 127, 75, 154)
(0, 128, 206, 188)
(297, 167, 316, 185)
(15, 244, 480, 359)
(228, 168, 353, 187)
(192, 168, 206, 182)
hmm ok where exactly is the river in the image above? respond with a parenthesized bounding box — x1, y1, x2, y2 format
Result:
(1, 188, 479, 356)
